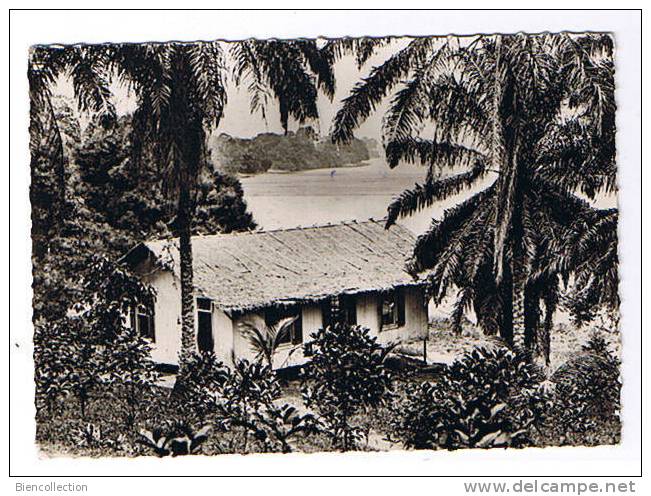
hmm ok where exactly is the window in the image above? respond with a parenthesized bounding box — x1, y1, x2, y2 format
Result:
(341, 296, 357, 326)
(265, 306, 303, 345)
(322, 295, 357, 328)
(197, 297, 214, 353)
(131, 304, 155, 342)
(380, 289, 405, 330)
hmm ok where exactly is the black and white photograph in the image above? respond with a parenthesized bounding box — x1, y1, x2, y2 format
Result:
(8, 7, 644, 486)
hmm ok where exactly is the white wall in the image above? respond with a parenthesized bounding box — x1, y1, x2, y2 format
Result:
(213, 308, 235, 367)
(231, 303, 323, 369)
(142, 269, 182, 365)
(138, 267, 237, 367)
(136, 268, 427, 369)
(356, 287, 428, 346)
(356, 292, 381, 334)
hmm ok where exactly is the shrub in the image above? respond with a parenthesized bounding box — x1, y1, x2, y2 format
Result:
(171, 352, 230, 423)
(103, 326, 159, 427)
(392, 346, 545, 450)
(301, 324, 394, 450)
(34, 256, 158, 420)
(34, 317, 102, 417)
(171, 355, 318, 453)
(137, 422, 211, 457)
(217, 359, 319, 453)
(73, 422, 127, 452)
(541, 334, 621, 445)
(246, 402, 320, 453)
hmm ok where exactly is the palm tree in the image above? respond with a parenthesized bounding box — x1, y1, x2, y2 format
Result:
(238, 314, 299, 368)
(332, 33, 616, 363)
(99, 42, 228, 368)
(230, 39, 333, 135)
(231, 37, 390, 135)
(28, 45, 114, 254)
(550, 208, 619, 327)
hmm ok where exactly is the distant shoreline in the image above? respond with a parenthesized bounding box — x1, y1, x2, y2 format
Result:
(214, 129, 379, 177)
(238, 159, 373, 178)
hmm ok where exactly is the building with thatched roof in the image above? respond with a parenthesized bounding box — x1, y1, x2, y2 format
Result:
(123, 219, 429, 368)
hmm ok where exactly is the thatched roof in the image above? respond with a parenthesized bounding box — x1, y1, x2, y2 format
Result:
(125, 219, 420, 313)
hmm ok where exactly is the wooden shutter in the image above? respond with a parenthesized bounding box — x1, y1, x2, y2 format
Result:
(344, 295, 357, 325)
(196, 298, 213, 352)
(321, 300, 332, 330)
(397, 288, 406, 327)
(292, 310, 303, 344)
(149, 307, 156, 342)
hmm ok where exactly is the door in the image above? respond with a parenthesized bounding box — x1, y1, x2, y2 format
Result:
(197, 297, 214, 353)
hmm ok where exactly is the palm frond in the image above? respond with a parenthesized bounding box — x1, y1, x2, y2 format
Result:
(238, 314, 297, 366)
(28, 45, 74, 107)
(68, 46, 115, 117)
(238, 316, 274, 365)
(556, 208, 618, 323)
(424, 192, 495, 302)
(230, 41, 272, 122)
(410, 184, 495, 275)
(229, 39, 321, 133)
(451, 286, 474, 335)
(385, 160, 487, 227)
(187, 41, 227, 126)
(270, 315, 298, 349)
(425, 72, 491, 147)
(534, 114, 616, 198)
(384, 137, 486, 169)
(331, 37, 439, 143)
(296, 40, 337, 99)
(382, 42, 452, 145)
(320, 36, 392, 69)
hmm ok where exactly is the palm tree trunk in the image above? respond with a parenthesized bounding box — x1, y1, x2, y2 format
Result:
(491, 35, 510, 284)
(497, 268, 514, 344)
(511, 253, 526, 350)
(177, 186, 196, 367)
(279, 99, 289, 136)
(537, 286, 556, 366)
(538, 309, 552, 366)
(491, 35, 528, 351)
(510, 195, 526, 350)
(524, 284, 540, 351)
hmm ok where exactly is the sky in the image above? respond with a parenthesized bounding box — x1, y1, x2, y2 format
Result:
(216, 38, 412, 139)
(51, 37, 414, 141)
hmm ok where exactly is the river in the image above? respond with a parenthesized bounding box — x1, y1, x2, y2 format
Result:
(239, 157, 495, 235)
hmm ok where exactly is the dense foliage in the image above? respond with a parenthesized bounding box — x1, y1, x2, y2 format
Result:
(31, 103, 256, 323)
(331, 33, 619, 363)
(168, 353, 320, 454)
(301, 324, 394, 450)
(392, 346, 545, 449)
(538, 334, 621, 445)
(34, 257, 158, 419)
(75, 114, 257, 238)
(212, 127, 374, 175)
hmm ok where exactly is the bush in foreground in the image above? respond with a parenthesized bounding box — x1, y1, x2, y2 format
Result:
(392, 346, 546, 450)
(301, 324, 394, 451)
(536, 334, 621, 446)
(166, 354, 319, 454)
